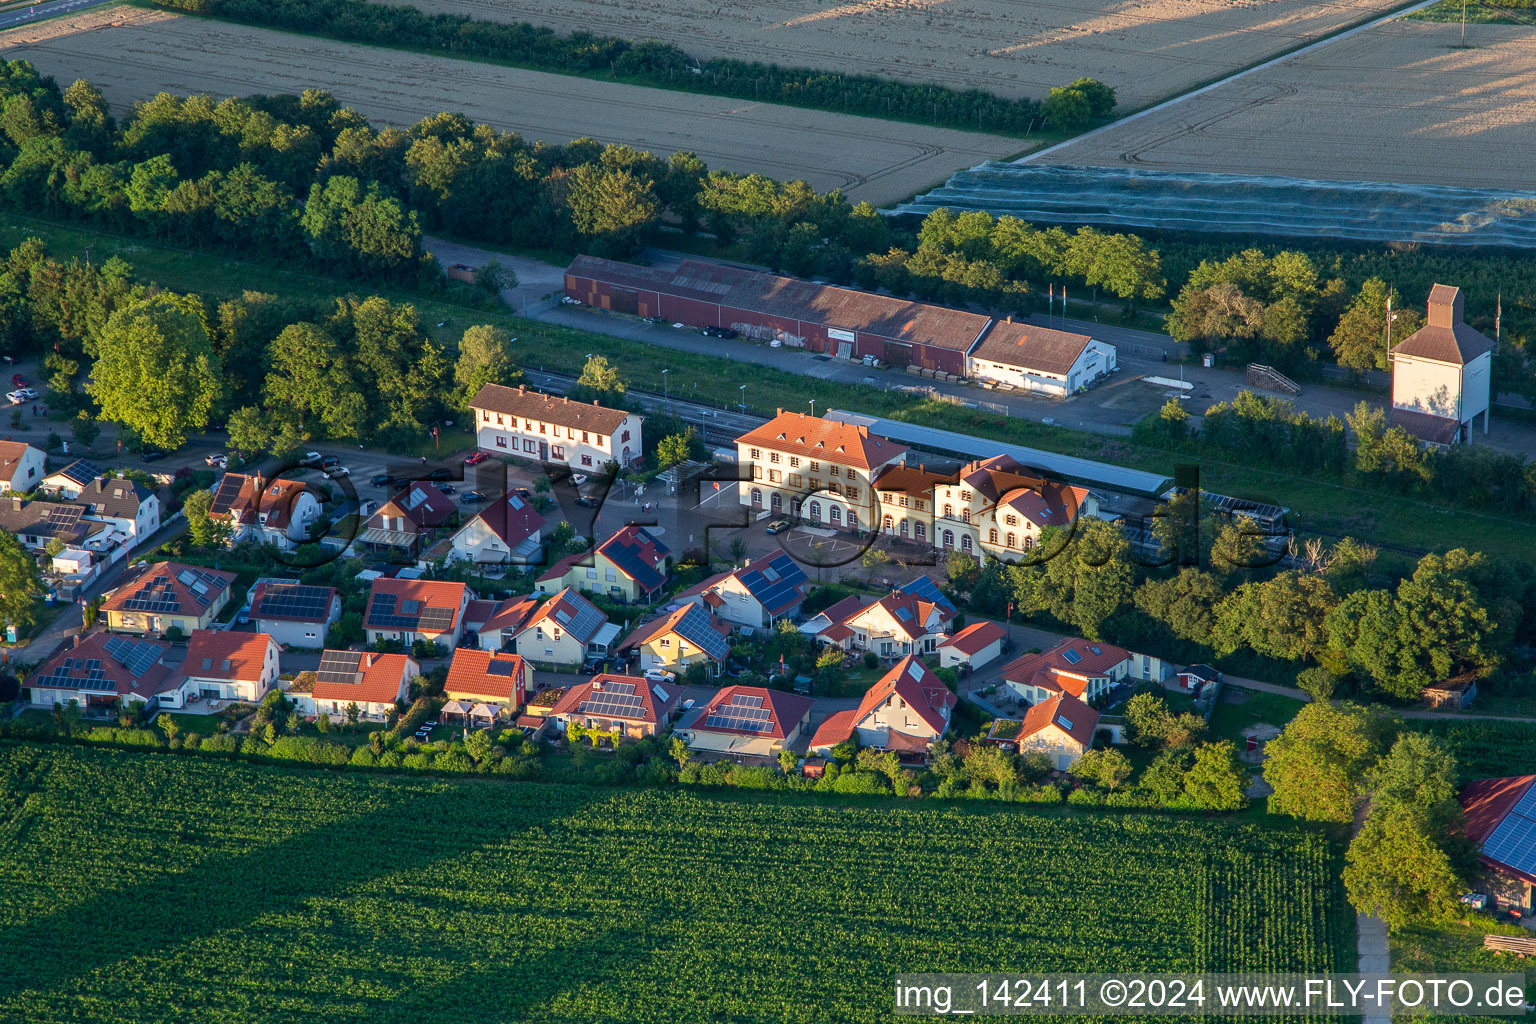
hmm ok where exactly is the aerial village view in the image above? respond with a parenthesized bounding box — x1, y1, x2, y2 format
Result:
(0, 0, 1532, 1018)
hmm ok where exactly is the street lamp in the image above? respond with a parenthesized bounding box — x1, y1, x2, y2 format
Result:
(661, 368, 670, 400)
(738, 384, 746, 411)
(436, 320, 448, 346)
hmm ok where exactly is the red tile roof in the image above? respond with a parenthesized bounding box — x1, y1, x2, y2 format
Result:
(183, 630, 274, 682)
(1018, 693, 1099, 747)
(693, 685, 813, 739)
(735, 410, 908, 471)
(310, 651, 417, 705)
(0, 440, 39, 484)
(549, 673, 679, 724)
(938, 620, 1007, 656)
(853, 656, 955, 736)
(363, 578, 469, 634)
(1000, 637, 1130, 698)
(480, 595, 539, 634)
(469, 493, 546, 547)
(209, 473, 314, 530)
(807, 708, 859, 750)
(100, 561, 236, 618)
(443, 649, 528, 703)
(28, 632, 174, 700)
(372, 482, 456, 529)
(469, 382, 630, 434)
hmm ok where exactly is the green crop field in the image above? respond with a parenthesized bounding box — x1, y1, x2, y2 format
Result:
(0, 742, 1351, 1023)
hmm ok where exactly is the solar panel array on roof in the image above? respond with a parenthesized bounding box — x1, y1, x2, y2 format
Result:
(703, 692, 774, 733)
(33, 656, 114, 692)
(547, 596, 605, 642)
(578, 680, 645, 719)
(316, 650, 364, 685)
(898, 576, 956, 616)
(370, 592, 455, 631)
(57, 460, 102, 485)
(739, 553, 807, 612)
(1482, 783, 1536, 879)
(255, 583, 332, 621)
(486, 659, 515, 677)
(673, 605, 731, 662)
(43, 504, 83, 528)
(103, 636, 161, 677)
(418, 607, 457, 633)
(1061, 648, 1082, 665)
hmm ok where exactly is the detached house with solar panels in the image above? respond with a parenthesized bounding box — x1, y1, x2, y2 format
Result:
(39, 458, 105, 500)
(674, 551, 808, 630)
(620, 604, 733, 678)
(0, 495, 109, 555)
(209, 472, 323, 550)
(512, 587, 619, 667)
(290, 650, 420, 721)
(1001, 637, 1165, 706)
(363, 578, 472, 648)
(813, 576, 957, 660)
(249, 581, 342, 648)
(1459, 775, 1536, 914)
(99, 561, 236, 636)
(547, 673, 681, 740)
(677, 685, 814, 759)
(442, 649, 531, 723)
(27, 633, 175, 710)
(535, 524, 671, 605)
(808, 657, 955, 762)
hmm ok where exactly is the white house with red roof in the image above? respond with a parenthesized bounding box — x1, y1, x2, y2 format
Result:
(735, 409, 908, 530)
(937, 620, 1008, 670)
(26, 633, 177, 709)
(1001, 638, 1136, 706)
(512, 587, 619, 666)
(930, 455, 1095, 562)
(289, 650, 420, 721)
(674, 551, 809, 630)
(249, 581, 342, 648)
(808, 656, 955, 760)
(816, 578, 957, 659)
(363, 577, 472, 647)
(443, 649, 531, 721)
(0, 440, 44, 494)
(676, 685, 814, 758)
(167, 630, 280, 707)
(547, 673, 681, 740)
(209, 472, 323, 550)
(535, 524, 672, 605)
(990, 693, 1100, 770)
(448, 492, 546, 566)
(470, 595, 539, 651)
(1458, 775, 1536, 912)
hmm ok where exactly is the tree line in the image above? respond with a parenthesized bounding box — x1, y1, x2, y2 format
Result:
(150, 0, 1119, 136)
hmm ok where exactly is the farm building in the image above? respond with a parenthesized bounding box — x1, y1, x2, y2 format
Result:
(1389, 284, 1493, 446)
(564, 255, 1116, 388)
(1459, 775, 1535, 913)
(967, 320, 1116, 395)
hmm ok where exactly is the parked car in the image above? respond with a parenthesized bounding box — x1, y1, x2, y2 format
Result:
(643, 668, 676, 683)
(560, 296, 583, 306)
(5, 391, 24, 405)
(464, 451, 490, 466)
(205, 453, 227, 467)
(11, 373, 25, 388)
(369, 473, 392, 487)
(299, 451, 323, 467)
(12, 387, 37, 400)
(426, 468, 452, 482)
(642, 316, 666, 324)
(461, 490, 487, 504)
(701, 326, 739, 339)
(139, 449, 168, 462)
(570, 474, 588, 485)
(320, 454, 340, 468)
(574, 494, 599, 508)
(325, 466, 350, 478)
(236, 606, 251, 625)
(437, 483, 457, 494)
(514, 487, 532, 500)
(765, 519, 791, 534)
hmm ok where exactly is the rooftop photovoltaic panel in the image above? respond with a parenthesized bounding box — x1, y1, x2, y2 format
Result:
(103, 636, 161, 677)
(1482, 784, 1536, 878)
(43, 504, 83, 528)
(672, 605, 731, 662)
(547, 598, 605, 642)
(738, 553, 807, 613)
(733, 694, 764, 708)
(899, 576, 956, 615)
(59, 460, 103, 485)
(255, 583, 332, 620)
(316, 650, 364, 684)
(1061, 648, 1082, 665)
(486, 660, 515, 677)
(176, 570, 198, 587)
(418, 607, 457, 632)
(599, 681, 637, 696)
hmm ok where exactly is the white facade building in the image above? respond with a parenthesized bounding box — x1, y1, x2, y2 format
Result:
(470, 383, 644, 470)
(1389, 284, 1495, 446)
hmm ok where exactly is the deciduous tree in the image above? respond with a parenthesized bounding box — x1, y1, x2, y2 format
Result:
(86, 293, 220, 449)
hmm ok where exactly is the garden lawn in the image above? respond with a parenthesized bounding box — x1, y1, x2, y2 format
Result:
(1207, 688, 1307, 746)
(0, 741, 1354, 1023)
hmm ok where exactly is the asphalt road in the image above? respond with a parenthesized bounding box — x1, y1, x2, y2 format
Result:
(0, 0, 114, 29)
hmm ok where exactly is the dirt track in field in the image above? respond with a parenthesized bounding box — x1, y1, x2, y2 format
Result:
(0, 7, 1024, 204)
(387, 0, 1412, 109)
(1034, 18, 1536, 188)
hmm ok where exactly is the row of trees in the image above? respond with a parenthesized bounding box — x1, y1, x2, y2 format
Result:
(151, 0, 1117, 136)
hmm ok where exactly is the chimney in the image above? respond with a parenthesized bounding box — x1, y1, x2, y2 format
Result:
(1426, 284, 1463, 329)
(518, 384, 527, 393)
(9, 496, 20, 512)
(776, 408, 783, 416)
(1006, 314, 1013, 323)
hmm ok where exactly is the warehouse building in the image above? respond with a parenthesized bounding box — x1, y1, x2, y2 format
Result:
(564, 255, 1115, 390)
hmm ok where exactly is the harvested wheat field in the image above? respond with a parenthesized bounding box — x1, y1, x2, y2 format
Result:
(391, 0, 1410, 109)
(1035, 18, 1536, 189)
(0, 7, 1020, 204)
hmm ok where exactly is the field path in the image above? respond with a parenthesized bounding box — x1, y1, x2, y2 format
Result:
(0, 6, 1022, 205)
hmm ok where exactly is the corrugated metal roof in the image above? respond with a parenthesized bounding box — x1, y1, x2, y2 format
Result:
(824, 411, 1172, 496)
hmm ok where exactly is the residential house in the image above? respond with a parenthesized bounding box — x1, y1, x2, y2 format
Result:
(470, 382, 644, 470)
(75, 474, 160, 544)
(165, 630, 280, 708)
(39, 458, 105, 500)
(512, 587, 619, 666)
(547, 673, 681, 740)
(1458, 775, 1535, 913)
(249, 580, 342, 648)
(676, 685, 813, 758)
(535, 525, 671, 605)
(929, 455, 1095, 561)
(442, 648, 531, 722)
(448, 492, 545, 566)
(675, 551, 808, 629)
(807, 656, 955, 760)
(621, 604, 733, 678)
(817, 577, 957, 659)
(0, 495, 108, 554)
(100, 561, 236, 636)
(290, 650, 421, 721)
(363, 577, 472, 647)
(1001, 638, 1130, 706)
(994, 693, 1100, 770)
(27, 633, 176, 710)
(357, 482, 457, 560)
(210, 472, 323, 550)
(0, 440, 45, 494)
(937, 620, 1008, 671)
(471, 595, 539, 652)
(871, 464, 949, 546)
(735, 410, 907, 530)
